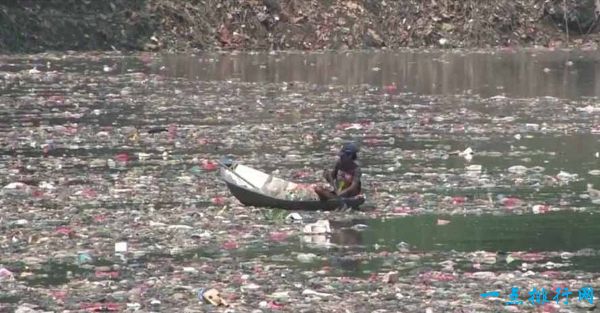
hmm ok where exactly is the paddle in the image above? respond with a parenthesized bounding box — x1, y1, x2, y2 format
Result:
(216, 160, 262, 192)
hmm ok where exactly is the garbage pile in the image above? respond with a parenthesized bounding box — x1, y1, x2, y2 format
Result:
(3, 0, 597, 53)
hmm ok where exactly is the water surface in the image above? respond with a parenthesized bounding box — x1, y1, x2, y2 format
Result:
(0, 50, 599, 310)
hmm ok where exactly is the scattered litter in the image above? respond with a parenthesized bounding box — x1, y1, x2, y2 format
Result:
(532, 204, 551, 214)
(508, 165, 528, 175)
(0, 268, 14, 281)
(350, 224, 368, 231)
(285, 213, 303, 224)
(1, 51, 598, 313)
(382, 271, 398, 284)
(198, 288, 229, 307)
(297, 253, 318, 263)
(450, 147, 474, 161)
(302, 289, 332, 298)
(114, 242, 127, 253)
(303, 220, 331, 234)
(588, 170, 600, 176)
(587, 184, 600, 201)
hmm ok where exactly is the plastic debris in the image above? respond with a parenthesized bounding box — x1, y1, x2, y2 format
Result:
(198, 288, 229, 307)
(297, 253, 318, 263)
(0, 268, 14, 281)
(114, 242, 127, 253)
(382, 271, 398, 284)
(588, 169, 600, 176)
(302, 289, 332, 298)
(532, 204, 551, 214)
(285, 213, 303, 224)
(76, 252, 93, 264)
(437, 219, 451, 225)
(303, 220, 332, 234)
(450, 147, 473, 161)
(1, 51, 599, 313)
(587, 184, 600, 201)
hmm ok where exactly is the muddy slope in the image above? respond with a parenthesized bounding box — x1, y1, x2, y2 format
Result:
(1, 0, 600, 53)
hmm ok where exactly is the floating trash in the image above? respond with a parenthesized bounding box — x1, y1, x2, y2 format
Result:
(303, 220, 331, 234)
(1, 50, 600, 313)
(198, 288, 229, 307)
(114, 242, 127, 253)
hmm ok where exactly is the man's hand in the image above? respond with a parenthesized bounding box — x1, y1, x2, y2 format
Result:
(337, 176, 360, 198)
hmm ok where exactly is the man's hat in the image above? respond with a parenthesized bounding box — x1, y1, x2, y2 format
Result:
(339, 142, 359, 156)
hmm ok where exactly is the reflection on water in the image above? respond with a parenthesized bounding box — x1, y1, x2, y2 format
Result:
(161, 50, 600, 99)
(365, 212, 600, 253)
(298, 213, 600, 274)
(303, 212, 600, 254)
(257, 211, 600, 276)
(302, 219, 365, 247)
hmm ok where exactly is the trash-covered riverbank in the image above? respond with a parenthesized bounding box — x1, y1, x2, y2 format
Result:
(2, 50, 600, 312)
(2, 0, 600, 53)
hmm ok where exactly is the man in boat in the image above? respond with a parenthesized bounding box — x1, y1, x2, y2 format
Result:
(314, 142, 362, 201)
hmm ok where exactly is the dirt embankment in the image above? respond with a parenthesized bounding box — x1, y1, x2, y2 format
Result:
(1, 0, 600, 53)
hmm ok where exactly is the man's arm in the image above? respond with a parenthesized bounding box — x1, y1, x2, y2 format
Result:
(324, 162, 339, 186)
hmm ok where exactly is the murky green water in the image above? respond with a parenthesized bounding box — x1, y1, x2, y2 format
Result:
(285, 211, 600, 275)
(25, 211, 600, 286)
(1, 50, 599, 311)
(368, 212, 600, 253)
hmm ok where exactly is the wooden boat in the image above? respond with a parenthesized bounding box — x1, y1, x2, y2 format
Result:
(220, 162, 365, 211)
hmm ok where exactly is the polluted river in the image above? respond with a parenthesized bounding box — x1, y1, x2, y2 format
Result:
(1, 49, 600, 312)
